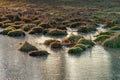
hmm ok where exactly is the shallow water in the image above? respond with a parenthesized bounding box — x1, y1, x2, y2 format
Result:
(0, 32, 120, 80)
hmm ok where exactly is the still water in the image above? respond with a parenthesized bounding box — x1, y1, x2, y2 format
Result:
(0, 32, 120, 80)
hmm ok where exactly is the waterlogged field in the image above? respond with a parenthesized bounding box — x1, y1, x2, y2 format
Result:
(0, 0, 120, 80)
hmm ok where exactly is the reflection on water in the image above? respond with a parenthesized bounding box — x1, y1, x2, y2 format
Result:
(65, 45, 112, 80)
(0, 33, 120, 80)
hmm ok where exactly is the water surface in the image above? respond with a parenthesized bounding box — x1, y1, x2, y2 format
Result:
(0, 33, 120, 80)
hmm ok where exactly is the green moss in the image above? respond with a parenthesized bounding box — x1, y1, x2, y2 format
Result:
(29, 50, 50, 57)
(47, 29, 67, 36)
(8, 29, 25, 37)
(18, 40, 38, 52)
(103, 34, 120, 48)
(95, 35, 110, 43)
(68, 47, 83, 54)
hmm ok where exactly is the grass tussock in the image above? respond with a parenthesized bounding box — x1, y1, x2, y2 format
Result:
(29, 50, 50, 57)
(44, 39, 60, 46)
(47, 29, 67, 36)
(68, 38, 95, 55)
(28, 27, 43, 34)
(95, 35, 111, 43)
(18, 40, 38, 52)
(62, 34, 83, 47)
(50, 42, 62, 49)
(8, 29, 25, 37)
(78, 26, 97, 33)
(0, 26, 15, 35)
(110, 26, 120, 30)
(102, 34, 120, 48)
(23, 24, 36, 31)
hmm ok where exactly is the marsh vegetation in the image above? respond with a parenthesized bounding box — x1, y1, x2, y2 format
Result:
(0, 0, 120, 80)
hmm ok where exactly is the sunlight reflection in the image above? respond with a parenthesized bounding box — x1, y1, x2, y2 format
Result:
(65, 45, 112, 80)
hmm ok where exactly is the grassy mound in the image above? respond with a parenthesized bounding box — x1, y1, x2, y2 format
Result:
(0, 26, 15, 35)
(49, 21, 57, 27)
(77, 38, 95, 47)
(0, 22, 4, 28)
(28, 27, 43, 34)
(62, 35, 83, 47)
(78, 26, 96, 33)
(50, 42, 62, 49)
(22, 18, 32, 23)
(65, 34, 83, 43)
(68, 38, 94, 55)
(68, 47, 83, 54)
(98, 31, 112, 36)
(6, 14, 21, 22)
(74, 44, 87, 50)
(44, 39, 60, 46)
(32, 20, 41, 25)
(14, 21, 24, 25)
(103, 34, 120, 48)
(0, 17, 8, 22)
(110, 26, 120, 30)
(70, 22, 81, 28)
(95, 35, 110, 43)
(40, 23, 52, 29)
(43, 29, 50, 35)
(12, 24, 23, 29)
(56, 26, 67, 30)
(2, 23, 13, 28)
(23, 24, 36, 31)
(47, 29, 67, 36)
(105, 21, 116, 28)
(8, 29, 25, 37)
(18, 40, 38, 52)
(29, 50, 50, 57)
